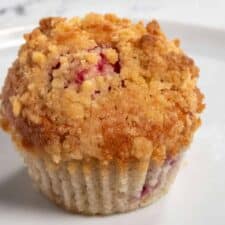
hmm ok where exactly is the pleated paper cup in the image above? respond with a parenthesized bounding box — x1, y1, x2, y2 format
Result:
(23, 152, 182, 215)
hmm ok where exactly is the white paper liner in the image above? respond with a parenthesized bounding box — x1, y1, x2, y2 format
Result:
(23, 153, 182, 215)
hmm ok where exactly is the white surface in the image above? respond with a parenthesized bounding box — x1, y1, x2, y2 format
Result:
(0, 20, 225, 225)
(0, 0, 225, 29)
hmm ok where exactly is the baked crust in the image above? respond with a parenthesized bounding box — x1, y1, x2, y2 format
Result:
(0, 13, 204, 163)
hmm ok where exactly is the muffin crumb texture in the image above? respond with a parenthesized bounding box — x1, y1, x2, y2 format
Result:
(0, 13, 204, 164)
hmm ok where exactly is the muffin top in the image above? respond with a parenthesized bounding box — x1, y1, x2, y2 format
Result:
(0, 13, 204, 164)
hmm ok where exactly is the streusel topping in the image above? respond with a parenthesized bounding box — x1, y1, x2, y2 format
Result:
(0, 13, 204, 164)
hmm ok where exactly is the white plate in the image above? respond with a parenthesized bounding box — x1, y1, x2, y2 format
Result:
(0, 21, 225, 225)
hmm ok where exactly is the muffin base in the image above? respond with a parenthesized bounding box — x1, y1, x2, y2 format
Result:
(23, 153, 182, 215)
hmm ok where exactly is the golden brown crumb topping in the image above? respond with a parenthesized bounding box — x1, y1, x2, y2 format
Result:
(0, 13, 204, 164)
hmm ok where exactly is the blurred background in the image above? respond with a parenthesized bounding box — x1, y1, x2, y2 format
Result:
(0, 0, 224, 29)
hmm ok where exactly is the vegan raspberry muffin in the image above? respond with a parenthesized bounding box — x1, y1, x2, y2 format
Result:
(0, 13, 204, 215)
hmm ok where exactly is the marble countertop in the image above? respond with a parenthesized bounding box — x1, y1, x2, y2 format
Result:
(0, 0, 225, 30)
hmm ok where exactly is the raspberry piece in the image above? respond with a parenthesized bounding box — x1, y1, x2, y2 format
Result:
(74, 47, 120, 86)
(75, 69, 87, 85)
(140, 185, 151, 198)
(97, 53, 107, 72)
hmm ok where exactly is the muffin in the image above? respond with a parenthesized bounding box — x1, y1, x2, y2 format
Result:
(0, 13, 204, 215)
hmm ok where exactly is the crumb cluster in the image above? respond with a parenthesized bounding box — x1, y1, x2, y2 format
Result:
(0, 13, 204, 164)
